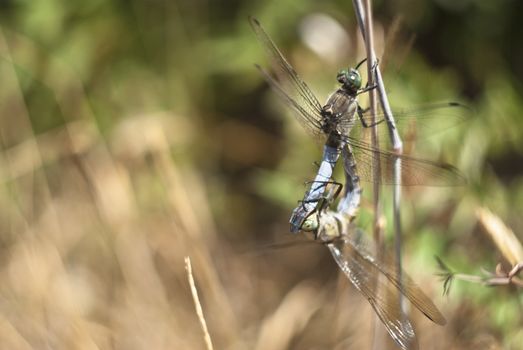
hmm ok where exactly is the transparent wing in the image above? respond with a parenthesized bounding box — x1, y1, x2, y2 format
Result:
(328, 236, 446, 324)
(328, 237, 446, 349)
(342, 136, 466, 186)
(255, 65, 324, 139)
(250, 17, 325, 139)
(328, 240, 417, 350)
(343, 101, 471, 148)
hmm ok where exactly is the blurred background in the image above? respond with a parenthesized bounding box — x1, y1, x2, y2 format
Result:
(0, 0, 522, 349)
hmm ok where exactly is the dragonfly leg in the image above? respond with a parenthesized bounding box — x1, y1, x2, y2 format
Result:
(357, 104, 386, 128)
(304, 179, 343, 203)
(356, 59, 380, 96)
(291, 179, 343, 233)
(290, 146, 341, 233)
(356, 83, 377, 96)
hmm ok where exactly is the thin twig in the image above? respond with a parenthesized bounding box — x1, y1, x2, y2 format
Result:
(185, 256, 214, 350)
(358, 1, 386, 349)
(363, 0, 382, 251)
(352, 1, 407, 348)
(436, 256, 523, 294)
(352, 0, 404, 296)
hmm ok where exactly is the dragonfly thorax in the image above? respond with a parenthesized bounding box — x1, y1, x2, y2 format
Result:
(319, 109, 340, 134)
(320, 89, 359, 144)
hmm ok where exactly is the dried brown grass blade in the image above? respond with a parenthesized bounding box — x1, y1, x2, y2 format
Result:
(254, 281, 323, 350)
(185, 256, 214, 350)
(476, 207, 523, 266)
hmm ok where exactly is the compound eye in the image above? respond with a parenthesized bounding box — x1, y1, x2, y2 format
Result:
(336, 69, 348, 84)
(348, 70, 362, 89)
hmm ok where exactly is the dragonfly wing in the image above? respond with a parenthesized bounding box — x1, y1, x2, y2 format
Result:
(343, 135, 465, 186)
(255, 65, 324, 140)
(250, 17, 325, 138)
(256, 66, 323, 139)
(327, 239, 418, 350)
(343, 101, 471, 148)
(329, 236, 446, 324)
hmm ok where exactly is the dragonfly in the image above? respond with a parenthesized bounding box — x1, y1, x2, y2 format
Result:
(297, 179, 446, 350)
(249, 17, 467, 231)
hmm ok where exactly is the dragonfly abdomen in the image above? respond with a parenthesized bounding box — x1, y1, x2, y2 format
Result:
(337, 144, 362, 218)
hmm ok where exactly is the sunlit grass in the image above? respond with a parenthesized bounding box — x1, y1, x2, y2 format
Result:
(0, 2, 521, 349)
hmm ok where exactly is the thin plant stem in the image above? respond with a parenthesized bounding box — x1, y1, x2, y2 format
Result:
(185, 256, 214, 350)
(360, 1, 385, 348)
(363, 0, 382, 251)
(352, 0, 404, 286)
(351, 0, 406, 347)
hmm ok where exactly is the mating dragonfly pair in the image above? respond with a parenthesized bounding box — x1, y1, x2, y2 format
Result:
(250, 17, 465, 349)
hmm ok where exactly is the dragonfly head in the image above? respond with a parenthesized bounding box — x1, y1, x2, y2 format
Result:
(301, 214, 319, 232)
(337, 68, 362, 93)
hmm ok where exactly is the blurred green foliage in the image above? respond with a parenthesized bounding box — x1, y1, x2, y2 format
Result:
(1, 0, 523, 348)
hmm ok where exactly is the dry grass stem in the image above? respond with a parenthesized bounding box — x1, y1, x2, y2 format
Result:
(185, 256, 214, 350)
(477, 207, 523, 266)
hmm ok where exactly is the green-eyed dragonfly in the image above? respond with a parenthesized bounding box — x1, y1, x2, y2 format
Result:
(249, 17, 467, 232)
